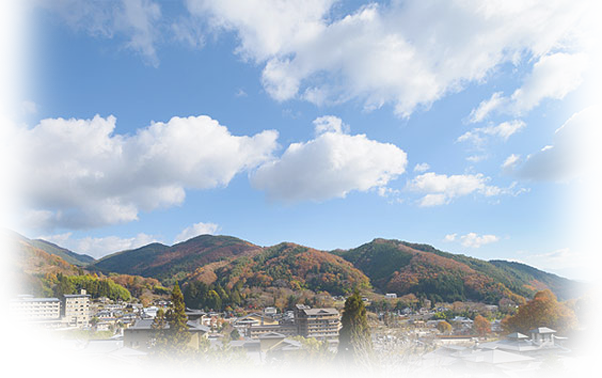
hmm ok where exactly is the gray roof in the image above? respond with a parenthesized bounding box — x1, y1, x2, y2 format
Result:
(102, 347, 147, 364)
(302, 308, 339, 316)
(70, 340, 123, 357)
(4, 340, 80, 352)
(529, 327, 556, 334)
(12, 297, 60, 302)
(479, 339, 538, 352)
(128, 318, 210, 333)
(459, 349, 534, 364)
(506, 332, 529, 339)
(258, 332, 286, 339)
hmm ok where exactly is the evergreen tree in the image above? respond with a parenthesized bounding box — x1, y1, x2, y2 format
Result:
(533, 354, 576, 378)
(153, 283, 191, 359)
(337, 290, 372, 364)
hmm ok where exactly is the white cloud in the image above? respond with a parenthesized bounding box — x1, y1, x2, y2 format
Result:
(469, 53, 589, 122)
(21, 100, 37, 115)
(407, 172, 515, 207)
(457, 120, 526, 146)
(41, 0, 162, 66)
(466, 155, 488, 163)
(511, 106, 601, 181)
(250, 116, 407, 202)
(15, 114, 278, 230)
(187, 0, 592, 117)
(443, 233, 457, 242)
(313, 115, 349, 135)
(502, 154, 521, 171)
(174, 222, 220, 244)
(522, 248, 602, 269)
(39, 232, 161, 259)
(413, 162, 430, 173)
(459, 232, 499, 248)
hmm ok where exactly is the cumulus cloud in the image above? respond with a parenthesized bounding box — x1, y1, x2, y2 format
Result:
(250, 116, 407, 202)
(187, 0, 592, 117)
(468, 53, 589, 122)
(174, 222, 220, 244)
(39, 232, 161, 259)
(15, 114, 278, 230)
(457, 120, 526, 146)
(510, 106, 601, 181)
(406, 172, 514, 207)
(459, 232, 499, 248)
(413, 162, 430, 173)
(40, 0, 162, 66)
(443, 233, 457, 242)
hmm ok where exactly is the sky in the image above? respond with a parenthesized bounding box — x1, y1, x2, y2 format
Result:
(1, 0, 601, 281)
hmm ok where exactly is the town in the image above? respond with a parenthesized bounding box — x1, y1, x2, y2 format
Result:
(9, 286, 581, 375)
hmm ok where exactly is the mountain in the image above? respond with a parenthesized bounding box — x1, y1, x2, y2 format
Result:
(17, 230, 581, 303)
(210, 242, 370, 296)
(93, 235, 262, 281)
(4, 230, 84, 296)
(3, 230, 94, 267)
(334, 238, 581, 302)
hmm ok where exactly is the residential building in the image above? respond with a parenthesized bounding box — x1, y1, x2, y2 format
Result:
(294, 305, 340, 340)
(8, 290, 90, 328)
(62, 289, 91, 327)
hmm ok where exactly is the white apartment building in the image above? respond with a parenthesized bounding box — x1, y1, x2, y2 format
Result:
(62, 289, 91, 327)
(8, 290, 90, 328)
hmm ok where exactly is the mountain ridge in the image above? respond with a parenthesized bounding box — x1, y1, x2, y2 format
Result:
(3, 230, 95, 267)
(7, 230, 583, 303)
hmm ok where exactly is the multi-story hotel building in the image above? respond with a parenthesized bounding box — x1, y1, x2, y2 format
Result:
(8, 290, 90, 328)
(294, 304, 340, 340)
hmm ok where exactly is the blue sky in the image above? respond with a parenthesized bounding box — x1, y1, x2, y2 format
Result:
(2, 0, 600, 281)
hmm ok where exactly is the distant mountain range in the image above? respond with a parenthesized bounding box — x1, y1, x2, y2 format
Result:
(0, 227, 94, 266)
(8, 230, 584, 303)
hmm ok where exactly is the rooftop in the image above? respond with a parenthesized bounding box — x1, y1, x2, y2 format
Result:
(70, 340, 123, 357)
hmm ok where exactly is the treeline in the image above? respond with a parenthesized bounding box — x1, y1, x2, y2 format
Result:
(50, 273, 131, 301)
(183, 281, 243, 311)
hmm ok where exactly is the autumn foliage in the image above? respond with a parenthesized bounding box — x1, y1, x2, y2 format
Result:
(473, 314, 491, 336)
(501, 289, 577, 334)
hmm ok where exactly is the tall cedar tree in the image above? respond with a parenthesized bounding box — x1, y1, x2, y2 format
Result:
(338, 290, 372, 363)
(532, 354, 576, 378)
(153, 283, 191, 358)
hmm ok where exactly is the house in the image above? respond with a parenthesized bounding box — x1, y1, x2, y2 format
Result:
(477, 327, 570, 363)
(124, 317, 210, 350)
(385, 293, 397, 299)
